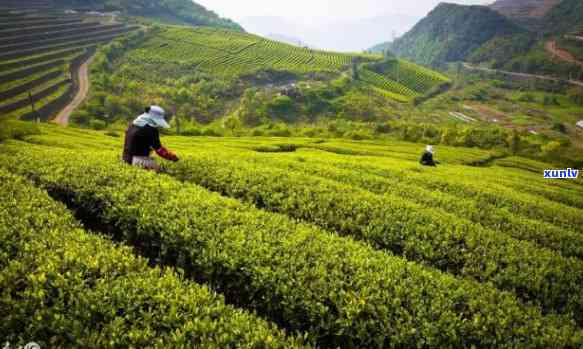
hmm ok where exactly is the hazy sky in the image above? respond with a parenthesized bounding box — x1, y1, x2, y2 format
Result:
(197, 0, 493, 22)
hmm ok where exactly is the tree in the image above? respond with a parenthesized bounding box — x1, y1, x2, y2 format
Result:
(224, 115, 242, 135)
(383, 49, 397, 61)
(238, 89, 268, 127)
(351, 57, 360, 80)
(507, 129, 520, 154)
(541, 140, 562, 158)
(440, 127, 458, 145)
(567, 87, 583, 105)
(268, 95, 294, 117)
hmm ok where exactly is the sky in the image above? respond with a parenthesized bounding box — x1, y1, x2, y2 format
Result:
(196, 0, 493, 23)
(195, 0, 495, 51)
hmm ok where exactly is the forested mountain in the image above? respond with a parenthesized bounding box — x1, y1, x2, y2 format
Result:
(543, 0, 583, 34)
(390, 3, 521, 67)
(52, 0, 242, 30)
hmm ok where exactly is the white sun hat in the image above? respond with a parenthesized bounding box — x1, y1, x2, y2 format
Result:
(426, 145, 434, 153)
(133, 105, 170, 129)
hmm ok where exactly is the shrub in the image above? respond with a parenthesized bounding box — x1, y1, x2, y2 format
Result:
(181, 127, 202, 136)
(345, 130, 372, 140)
(89, 119, 107, 130)
(518, 93, 536, 103)
(201, 128, 223, 137)
(104, 130, 120, 138)
(266, 126, 292, 137)
(543, 95, 560, 106)
(251, 129, 265, 136)
(374, 122, 392, 134)
(552, 122, 568, 134)
(567, 87, 583, 105)
(70, 110, 92, 125)
(0, 121, 40, 142)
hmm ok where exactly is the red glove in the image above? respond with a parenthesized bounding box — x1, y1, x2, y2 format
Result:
(156, 146, 179, 162)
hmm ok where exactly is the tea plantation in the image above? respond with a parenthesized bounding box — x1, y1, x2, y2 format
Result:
(1, 124, 582, 347)
(0, 1, 137, 121)
(116, 26, 450, 102)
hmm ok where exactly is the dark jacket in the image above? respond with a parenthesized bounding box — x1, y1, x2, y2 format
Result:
(420, 151, 437, 166)
(122, 123, 162, 164)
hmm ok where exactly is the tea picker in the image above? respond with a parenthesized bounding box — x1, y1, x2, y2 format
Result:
(122, 105, 179, 172)
(420, 145, 439, 166)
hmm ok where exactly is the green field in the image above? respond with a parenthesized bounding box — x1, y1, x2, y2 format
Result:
(2, 0, 583, 346)
(1, 124, 582, 347)
(114, 26, 449, 100)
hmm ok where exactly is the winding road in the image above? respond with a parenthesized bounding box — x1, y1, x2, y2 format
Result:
(53, 54, 94, 126)
(462, 63, 583, 87)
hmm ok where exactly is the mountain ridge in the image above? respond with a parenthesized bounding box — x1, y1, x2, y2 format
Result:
(490, 0, 561, 19)
(389, 3, 522, 67)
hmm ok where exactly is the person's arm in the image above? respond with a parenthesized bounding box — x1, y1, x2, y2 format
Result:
(151, 127, 179, 162)
(156, 146, 179, 162)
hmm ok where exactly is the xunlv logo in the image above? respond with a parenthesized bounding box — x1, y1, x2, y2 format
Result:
(543, 168, 580, 179)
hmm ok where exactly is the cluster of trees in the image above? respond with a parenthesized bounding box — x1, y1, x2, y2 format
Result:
(373, 120, 583, 166)
(231, 77, 401, 128)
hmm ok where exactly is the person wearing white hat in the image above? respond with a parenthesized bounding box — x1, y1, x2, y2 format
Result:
(420, 145, 438, 166)
(122, 105, 179, 171)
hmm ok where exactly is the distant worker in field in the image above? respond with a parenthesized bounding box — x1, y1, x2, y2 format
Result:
(420, 145, 438, 166)
(122, 105, 179, 171)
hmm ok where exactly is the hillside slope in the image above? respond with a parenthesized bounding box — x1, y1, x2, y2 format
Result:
(0, 2, 137, 121)
(390, 3, 522, 67)
(543, 0, 583, 34)
(73, 25, 449, 126)
(52, 0, 242, 30)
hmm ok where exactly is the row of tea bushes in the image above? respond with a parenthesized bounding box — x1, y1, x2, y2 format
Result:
(163, 152, 583, 324)
(1, 144, 581, 347)
(0, 169, 305, 348)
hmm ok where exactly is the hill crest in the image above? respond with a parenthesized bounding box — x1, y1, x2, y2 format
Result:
(490, 0, 561, 19)
(390, 2, 521, 67)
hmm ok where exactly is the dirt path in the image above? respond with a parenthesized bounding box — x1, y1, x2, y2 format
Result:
(545, 40, 583, 68)
(462, 63, 583, 87)
(53, 54, 94, 126)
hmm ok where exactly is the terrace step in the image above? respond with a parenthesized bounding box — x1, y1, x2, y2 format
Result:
(0, 20, 101, 35)
(0, 59, 65, 83)
(0, 15, 72, 23)
(0, 18, 83, 30)
(0, 33, 118, 61)
(0, 69, 62, 100)
(0, 23, 124, 46)
(0, 79, 69, 115)
(0, 26, 134, 53)
(0, 47, 83, 71)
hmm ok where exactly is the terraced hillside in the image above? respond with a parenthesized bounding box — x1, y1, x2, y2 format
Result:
(1, 124, 583, 347)
(0, 0, 137, 121)
(116, 26, 449, 102)
(360, 59, 451, 100)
